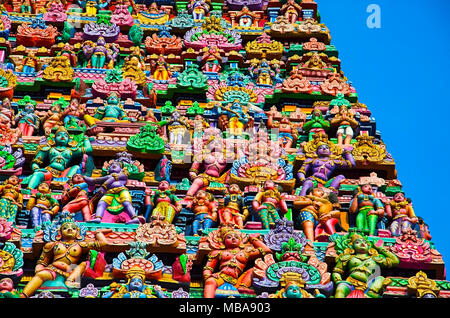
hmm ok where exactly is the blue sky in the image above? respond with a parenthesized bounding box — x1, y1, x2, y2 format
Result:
(317, 0, 450, 277)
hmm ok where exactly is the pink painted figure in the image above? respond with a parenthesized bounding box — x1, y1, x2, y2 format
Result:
(186, 128, 230, 201)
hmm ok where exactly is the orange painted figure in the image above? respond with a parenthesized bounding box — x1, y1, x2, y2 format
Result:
(60, 174, 92, 221)
(219, 184, 249, 229)
(203, 226, 272, 298)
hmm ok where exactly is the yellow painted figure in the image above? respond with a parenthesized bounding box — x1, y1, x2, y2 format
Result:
(20, 221, 109, 298)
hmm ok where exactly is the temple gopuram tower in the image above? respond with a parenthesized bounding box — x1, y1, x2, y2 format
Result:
(0, 0, 447, 300)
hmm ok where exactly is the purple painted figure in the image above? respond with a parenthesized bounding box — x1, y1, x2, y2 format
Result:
(85, 161, 140, 224)
(297, 143, 355, 196)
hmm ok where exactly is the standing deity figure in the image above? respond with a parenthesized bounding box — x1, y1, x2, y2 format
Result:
(191, 190, 218, 236)
(249, 59, 275, 86)
(203, 226, 272, 298)
(267, 113, 299, 151)
(332, 233, 399, 298)
(293, 187, 340, 241)
(20, 215, 110, 298)
(385, 192, 418, 237)
(188, 0, 210, 20)
(15, 101, 40, 137)
(216, 100, 249, 136)
(60, 174, 92, 221)
(26, 126, 92, 189)
(160, 111, 191, 146)
(103, 266, 167, 298)
(152, 55, 171, 83)
(27, 182, 60, 228)
(186, 128, 230, 200)
(302, 109, 330, 141)
(85, 161, 140, 224)
(297, 134, 355, 196)
(330, 105, 359, 146)
(219, 184, 249, 229)
(144, 181, 181, 224)
(252, 180, 288, 229)
(280, 0, 303, 24)
(349, 183, 385, 236)
(84, 92, 129, 127)
(82, 37, 119, 69)
(0, 176, 23, 224)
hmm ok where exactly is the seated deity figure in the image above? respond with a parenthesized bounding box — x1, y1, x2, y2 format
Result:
(25, 126, 93, 190)
(84, 92, 130, 127)
(20, 214, 110, 298)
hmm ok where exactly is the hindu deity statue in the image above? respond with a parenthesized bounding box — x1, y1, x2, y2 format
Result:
(302, 109, 330, 141)
(203, 226, 272, 298)
(144, 181, 181, 224)
(57, 43, 78, 67)
(85, 160, 141, 224)
(270, 273, 324, 298)
(186, 128, 230, 199)
(26, 126, 92, 190)
(190, 114, 210, 139)
(103, 266, 167, 298)
(15, 101, 40, 137)
(19, 51, 39, 73)
(40, 102, 65, 136)
(20, 215, 110, 297)
(82, 37, 119, 69)
(188, 0, 210, 20)
(280, 0, 303, 24)
(20, 0, 32, 13)
(191, 190, 218, 236)
(0, 99, 20, 145)
(152, 55, 171, 83)
(0, 278, 20, 298)
(293, 187, 341, 241)
(0, 98, 14, 127)
(385, 191, 418, 237)
(349, 183, 385, 236)
(0, 176, 23, 224)
(159, 111, 191, 146)
(63, 96, 86, 129)
(249, 59, 276, 86)
(330, 105, 359, 146)
(201, 46, 222, 73)
(26, 182, 60, 229)
(267, 113, 299, 151)
(252, 180, 288, 229)
(297, 134, 355, 196)
(84, 92, 130, 127)
(216, 100, 250, 136)
(60, 174, 92, 222)
(219, 184, 249, 229)
(332, 232, 399, 298)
